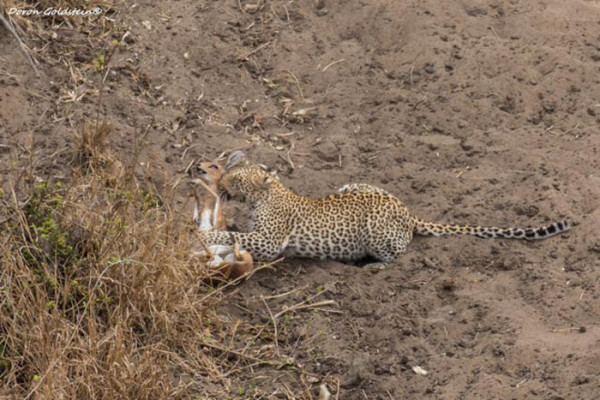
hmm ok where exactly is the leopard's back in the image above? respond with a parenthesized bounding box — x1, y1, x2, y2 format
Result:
(252, 189, 414, 261)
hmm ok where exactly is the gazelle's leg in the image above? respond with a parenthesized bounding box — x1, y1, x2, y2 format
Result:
(192, 187, 201, 225)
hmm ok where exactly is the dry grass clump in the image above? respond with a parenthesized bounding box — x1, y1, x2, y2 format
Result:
(72, 121, 119, 173)
(0, 130, 234, 398)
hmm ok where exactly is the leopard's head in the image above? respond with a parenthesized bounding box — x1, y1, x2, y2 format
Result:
(220, 152, 279, 204)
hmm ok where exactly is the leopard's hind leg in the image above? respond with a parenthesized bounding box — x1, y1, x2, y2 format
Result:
(363, 221, 412, 263)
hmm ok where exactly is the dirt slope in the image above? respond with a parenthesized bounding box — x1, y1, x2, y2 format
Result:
(1, 0, 599, 398)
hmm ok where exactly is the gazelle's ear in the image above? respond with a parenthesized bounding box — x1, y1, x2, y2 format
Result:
(225, 151, 247, 170)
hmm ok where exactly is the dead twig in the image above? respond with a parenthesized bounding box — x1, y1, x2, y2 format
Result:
(489, 26, 501, 40)
(200, 341, 286, 366)
(240, 41, 272, 61)
(322, 58, 345, 72)
(273, 299, 337, 320)
(189, 177, 219, 199)
(261, 296, 280, 356)
(285, 69, 305, 101)
(262, 285, 309, 300)
(563, 122, 580, 135)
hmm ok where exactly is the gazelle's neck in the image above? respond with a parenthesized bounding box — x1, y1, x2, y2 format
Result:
(199, 182, 219, 231)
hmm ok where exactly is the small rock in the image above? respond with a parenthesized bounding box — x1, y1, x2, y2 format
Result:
(572, 375, 590, 385)
(460, 140, 474, 151)
(548, 395, 565, 400)
(314, 148, 339, 162)
(543, 101, 556, 113)
(465, 6, 488, 16)
(412, 366, 428, 376)
(244, 3, 260, 13)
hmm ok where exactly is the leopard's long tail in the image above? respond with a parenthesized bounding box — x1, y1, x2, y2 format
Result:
(412, 218, 571, 240)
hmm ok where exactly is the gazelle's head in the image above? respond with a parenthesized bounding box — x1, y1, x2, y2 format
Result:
(196, 161, 224, 184)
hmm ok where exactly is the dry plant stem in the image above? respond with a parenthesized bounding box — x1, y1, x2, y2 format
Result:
(273, 300, 337, 320)
(0, 13, 39, 76)
(285, 70, 304, 100)
(182, 159, 195, 175)
(261, 296, 281, 356)
(321, 58, 345, 72)
(200, 341, 284, 367)
(240, 41, 272, 61)
(262, 284, 309, 300)
(191, 178, 219, 199)
(181, 143, 202, 160)
(170, 171, 193, 191)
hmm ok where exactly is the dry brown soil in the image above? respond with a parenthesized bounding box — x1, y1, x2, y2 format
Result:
(1, 0, 600, 398)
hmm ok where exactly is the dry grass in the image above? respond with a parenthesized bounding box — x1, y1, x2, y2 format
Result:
(0, 127, 245, 398)
(72, 121, 119, 173)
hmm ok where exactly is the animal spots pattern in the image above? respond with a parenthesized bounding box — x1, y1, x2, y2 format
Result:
(198, 158, 571, 263)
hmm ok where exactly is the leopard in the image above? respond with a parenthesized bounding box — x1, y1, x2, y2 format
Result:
(197, 151, 571, 263)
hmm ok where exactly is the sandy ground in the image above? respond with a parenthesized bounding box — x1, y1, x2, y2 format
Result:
(1, 0, 599, 398)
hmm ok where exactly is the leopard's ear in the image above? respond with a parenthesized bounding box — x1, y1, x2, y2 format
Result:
(251, 175, 274, 190)
(225, 150, 247, 170)
(257, 164, 279, 179)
